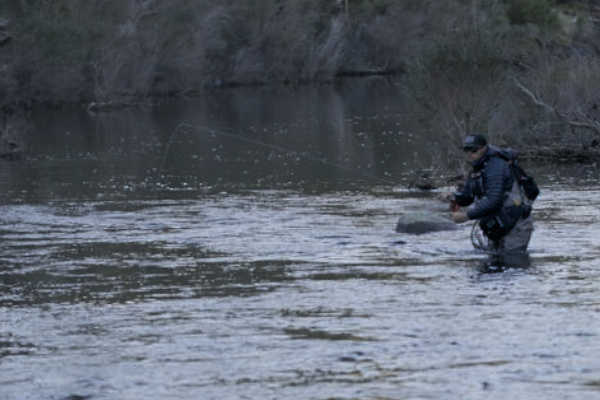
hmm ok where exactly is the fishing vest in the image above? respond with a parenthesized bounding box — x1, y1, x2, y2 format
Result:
(472, 151, 529, 240)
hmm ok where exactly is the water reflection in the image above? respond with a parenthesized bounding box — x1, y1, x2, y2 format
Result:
(7, 83, 453, 203)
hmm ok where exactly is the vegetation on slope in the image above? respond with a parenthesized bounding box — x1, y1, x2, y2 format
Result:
(1, 0, 599, 156)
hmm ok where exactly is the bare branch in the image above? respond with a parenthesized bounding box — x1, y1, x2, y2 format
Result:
(513, 78, 554, 114)
(565, 119, 600, 135)
(514, 78, 600, 136)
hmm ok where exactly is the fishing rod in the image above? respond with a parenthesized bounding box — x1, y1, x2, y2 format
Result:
(160, 121, 398, 186)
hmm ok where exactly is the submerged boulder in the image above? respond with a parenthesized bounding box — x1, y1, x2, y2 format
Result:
(395, 211, 458, 235)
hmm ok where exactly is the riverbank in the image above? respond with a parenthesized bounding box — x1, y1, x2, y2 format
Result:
(2, 1, 600, 159)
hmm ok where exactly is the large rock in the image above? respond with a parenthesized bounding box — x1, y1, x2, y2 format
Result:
(395, 211, 458, 235)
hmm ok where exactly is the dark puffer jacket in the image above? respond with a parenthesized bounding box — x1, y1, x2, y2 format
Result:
(454, 146, 514, 220)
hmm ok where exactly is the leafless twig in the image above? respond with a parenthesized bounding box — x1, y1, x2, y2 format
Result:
(514, 77, 600, 136)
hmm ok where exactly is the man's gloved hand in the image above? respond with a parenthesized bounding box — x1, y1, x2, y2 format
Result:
(451, 210, 469, 224)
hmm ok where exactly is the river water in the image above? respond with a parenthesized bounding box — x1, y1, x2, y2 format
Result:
(2, 83, 600, 400)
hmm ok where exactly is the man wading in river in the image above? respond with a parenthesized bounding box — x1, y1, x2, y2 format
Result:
(445, 134, 534, 253)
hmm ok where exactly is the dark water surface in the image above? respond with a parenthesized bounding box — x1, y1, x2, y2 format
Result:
(2, 84, 600, 400)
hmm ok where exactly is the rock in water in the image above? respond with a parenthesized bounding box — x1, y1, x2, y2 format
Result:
(395, 211, 458, 235)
